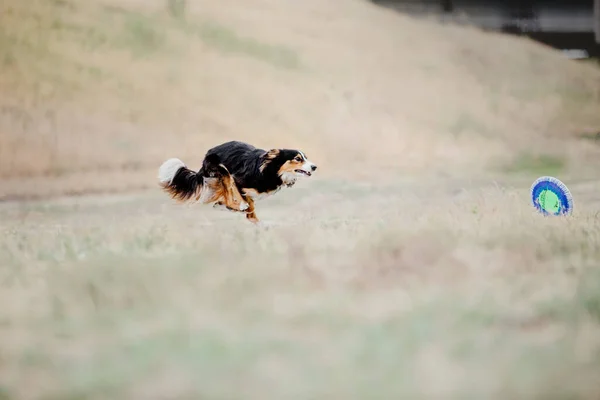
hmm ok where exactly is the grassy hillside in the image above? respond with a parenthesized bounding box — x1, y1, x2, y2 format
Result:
(1, 0, 600, 199)
(2, 2, 600, 398)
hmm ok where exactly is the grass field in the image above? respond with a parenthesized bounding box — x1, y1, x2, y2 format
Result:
(2, 177, 600, 399)
(2, 0, 600, 398)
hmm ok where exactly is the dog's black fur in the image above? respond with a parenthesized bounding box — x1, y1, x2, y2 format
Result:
(159, 140, 317, 223)
(166, 154, 224, 202)
(204, 141, 313, 192)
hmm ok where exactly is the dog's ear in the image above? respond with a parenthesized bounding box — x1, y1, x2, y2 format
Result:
(264, 149, 280, 159)
(260, 149, 280, 172)
(216, 163, 230, 176)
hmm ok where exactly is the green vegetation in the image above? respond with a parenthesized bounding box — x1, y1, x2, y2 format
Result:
(579, 131, 600, 143)
(190, 21, 302, 69)
(503, 152, 566, 176)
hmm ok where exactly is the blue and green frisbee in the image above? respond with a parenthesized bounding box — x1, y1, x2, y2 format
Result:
(530, 176, 573, 216)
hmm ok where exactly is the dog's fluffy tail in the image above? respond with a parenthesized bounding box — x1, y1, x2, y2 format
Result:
(158, 158, 202, 202)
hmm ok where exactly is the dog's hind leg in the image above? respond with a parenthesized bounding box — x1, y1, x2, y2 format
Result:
(217, 164, 249, 212)
(213, 201, 246, 213)
(201, 163, 248, 212)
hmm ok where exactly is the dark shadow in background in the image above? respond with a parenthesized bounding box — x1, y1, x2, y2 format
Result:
(371, 0, 600, 58)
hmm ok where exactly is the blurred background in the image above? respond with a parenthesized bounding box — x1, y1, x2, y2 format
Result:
(375, 0, 600, 57)
(2, 1, 600, 399)
(1, 0, 600, 200)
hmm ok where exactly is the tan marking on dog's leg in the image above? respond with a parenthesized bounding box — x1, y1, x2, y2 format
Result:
(244, 196, 259, 223)
(219, 172, 248, 212)
(199, 178, 223, 204)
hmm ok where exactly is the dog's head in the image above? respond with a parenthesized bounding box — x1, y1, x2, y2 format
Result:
(260, 148, 317, 185)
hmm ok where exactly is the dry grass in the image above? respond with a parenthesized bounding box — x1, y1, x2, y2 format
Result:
(2, 0, 600, 398)
(2, 0, 600, 199)
(1, 177, 600, 399)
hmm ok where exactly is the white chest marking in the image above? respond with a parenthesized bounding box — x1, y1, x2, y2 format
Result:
(280, 172, 297, 186)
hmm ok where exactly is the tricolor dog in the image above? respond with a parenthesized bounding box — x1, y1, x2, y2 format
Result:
(158, 141, 317, 223)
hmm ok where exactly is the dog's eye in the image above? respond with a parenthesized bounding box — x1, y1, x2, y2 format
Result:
(294, 156, 302, 162)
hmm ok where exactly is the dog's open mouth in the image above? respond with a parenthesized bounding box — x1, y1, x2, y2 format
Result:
(295, 169, 312, 177)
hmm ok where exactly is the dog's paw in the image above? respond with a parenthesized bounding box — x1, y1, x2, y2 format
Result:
(214, 202, 249, 213)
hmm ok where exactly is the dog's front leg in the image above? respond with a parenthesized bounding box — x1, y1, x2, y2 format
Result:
(246, 212, 259, 224)
(243, 196, 259, 223)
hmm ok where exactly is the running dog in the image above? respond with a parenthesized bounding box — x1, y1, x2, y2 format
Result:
(158, 141, 317, 223)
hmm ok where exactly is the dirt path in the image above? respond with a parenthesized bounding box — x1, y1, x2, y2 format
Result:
(2, 176, 598, 229)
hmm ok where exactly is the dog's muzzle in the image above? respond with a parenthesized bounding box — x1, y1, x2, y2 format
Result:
(295, 162, 317, 176)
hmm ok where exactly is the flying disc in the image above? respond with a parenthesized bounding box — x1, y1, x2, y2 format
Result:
(530, 176, 573, 216)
